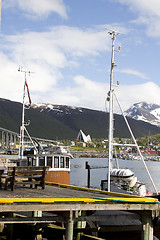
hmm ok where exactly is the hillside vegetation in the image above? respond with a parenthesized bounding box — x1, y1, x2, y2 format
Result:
(0, 98, 160, 140)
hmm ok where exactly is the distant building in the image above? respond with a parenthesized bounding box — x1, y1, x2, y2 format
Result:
(77, 130, 91, 143)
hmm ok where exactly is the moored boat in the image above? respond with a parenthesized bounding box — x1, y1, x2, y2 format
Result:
(17, 67, 72, 185)
(23, 149, 71, 185)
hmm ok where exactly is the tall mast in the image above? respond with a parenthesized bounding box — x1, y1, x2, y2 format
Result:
(106, 31, 158, 194)
(18, 67, 33, 159)
(107, 30, 120, 192)
(19, 72, 26, 159)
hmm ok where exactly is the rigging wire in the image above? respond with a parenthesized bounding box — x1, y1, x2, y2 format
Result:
(113, 91, 158, 194)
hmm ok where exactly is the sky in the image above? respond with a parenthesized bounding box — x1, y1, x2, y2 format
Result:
(1, 0, 160, 113)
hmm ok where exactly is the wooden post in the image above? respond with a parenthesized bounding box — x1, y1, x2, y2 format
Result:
(85, 162, 90, 188)
(42, 167, 46, 189)
(141, 212, 153, 240)
(11, 167, 16, 191)
(76, 211, 86, 240)
(65, 211, 74, 240)
(32, 211, 42, 240)
(76, 211, 82, 240)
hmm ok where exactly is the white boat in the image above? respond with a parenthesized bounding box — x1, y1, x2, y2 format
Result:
(17, 67, 72, 185)
(101, 31, 158, 197)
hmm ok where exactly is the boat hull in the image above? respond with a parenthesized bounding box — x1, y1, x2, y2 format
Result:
(46, 170, 70, 185)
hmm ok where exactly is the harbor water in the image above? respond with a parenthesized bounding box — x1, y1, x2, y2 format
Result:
(70, 157, 160, 193)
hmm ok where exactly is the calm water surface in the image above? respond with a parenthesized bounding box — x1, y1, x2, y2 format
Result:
(70, 157, 160, 193)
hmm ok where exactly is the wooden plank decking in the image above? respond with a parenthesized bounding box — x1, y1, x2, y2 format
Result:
(0, 183, 159, 240)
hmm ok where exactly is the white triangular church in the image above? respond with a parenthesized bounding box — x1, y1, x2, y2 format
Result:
(77, 129, 91, 143)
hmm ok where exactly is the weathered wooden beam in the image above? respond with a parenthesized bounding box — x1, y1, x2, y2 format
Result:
(141, 212, 153, 240)
(0, 202, 158, 213)
(74, 225, 142, 233)
(0, 215, 64, 224)
(80, 233, 105, 240)
(76, 213, 140, 222)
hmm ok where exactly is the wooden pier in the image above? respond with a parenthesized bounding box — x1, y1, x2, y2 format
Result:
(0, 183, 159, 240)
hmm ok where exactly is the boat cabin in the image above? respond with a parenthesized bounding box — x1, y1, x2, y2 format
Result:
(23, 153, 71, 185)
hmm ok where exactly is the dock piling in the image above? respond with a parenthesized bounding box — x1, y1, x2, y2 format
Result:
(65, 211, 74, 240)
(32, 211, 42, 240)
(85, 162, 90, 188)
(141, 211, 153, 240)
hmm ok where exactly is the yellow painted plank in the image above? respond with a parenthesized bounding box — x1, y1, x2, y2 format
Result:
(108, 197, 158, 203)
(0, 196, 158, 204)
(0, 197, 105, 204)
(45, 181, 148, 199)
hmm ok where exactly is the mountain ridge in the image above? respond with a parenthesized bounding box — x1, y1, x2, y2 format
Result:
(125, 102, 160, 127)
(0, 98, 160, 140)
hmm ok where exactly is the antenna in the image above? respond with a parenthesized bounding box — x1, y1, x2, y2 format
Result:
(18, 66, 34, 76)
(18, 66, 37, 161)
(107, 29, 122, 38)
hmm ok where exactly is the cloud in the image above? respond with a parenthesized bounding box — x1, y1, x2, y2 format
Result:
(4, 0, 68, 19)
(33, 75, 107, 111)
(0, 26, 109, 104)
(0, 23, 158, 113)
(116, 82, 160, 112)
(118, 68, 149, 80)
(116, 0, 160, 38)
(50, 26, 109, 56)
(32, 78, 160, 115)
(3, 26, 108, 64)
(117, 0, 160, 18)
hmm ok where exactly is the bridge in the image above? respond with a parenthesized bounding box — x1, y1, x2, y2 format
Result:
(0, 127, 19, 149)
(0, 127, 55, 150)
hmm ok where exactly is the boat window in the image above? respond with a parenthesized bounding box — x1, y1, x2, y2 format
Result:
(54, 156, 59, 168)
(66, 157, 69, 168)
(60, 157, 64, 168)
(39, 157, 45, 166)
(47, 156, 52, 168)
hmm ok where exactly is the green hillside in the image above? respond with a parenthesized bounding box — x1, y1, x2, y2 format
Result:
(0, 98, 160, 140)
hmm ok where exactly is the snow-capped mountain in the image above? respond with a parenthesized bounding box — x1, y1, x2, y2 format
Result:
(0, 98, 160, 139)
(125, 102, 160, 127)
(31, 103, 84, 115)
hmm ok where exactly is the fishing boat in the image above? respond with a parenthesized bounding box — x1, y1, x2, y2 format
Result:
(101, 30, 158, 197)
(17, 67, 72, 185)
(23, 148, 71, 185)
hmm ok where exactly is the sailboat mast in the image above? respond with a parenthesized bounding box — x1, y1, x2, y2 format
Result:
(107, 31, 118, 192)
(19, 72, 26, 159)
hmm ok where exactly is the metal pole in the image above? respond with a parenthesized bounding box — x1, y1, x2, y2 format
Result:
(107, 31, 116, 192)
(19, 72, 26, 159)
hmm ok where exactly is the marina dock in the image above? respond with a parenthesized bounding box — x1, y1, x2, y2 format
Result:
(0, 183, 159, 240)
